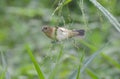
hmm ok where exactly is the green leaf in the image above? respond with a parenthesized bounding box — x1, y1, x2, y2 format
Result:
(86, 69, 99, 79)
(52, 0, 72, 16)
(102, 53, 120, 69)
(49, 45, 63, 79)
(90, 0, 120, 32)
(63, 0, 72, 6)
(0, 69, 7, 79)
(80, 42, 109, 73)
(26, 44, 45, 79)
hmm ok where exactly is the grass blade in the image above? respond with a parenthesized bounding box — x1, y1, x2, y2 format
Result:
(89, 0, 120, 32)
(0, 69, 7, 79)
(49, 45, 63, 79)
(1, 51, 10, 79)
(101, 53, 120, 69)
(80, 42, 109, 73)
(52, 0, 72, 16)
(26, 45, 45, 79)
(86, 69, 99, 79)
(76, 65, 81, 79)
(76, 53, 84, 79)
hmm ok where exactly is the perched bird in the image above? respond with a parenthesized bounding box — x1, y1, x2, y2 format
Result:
(42, 26, 85, 41)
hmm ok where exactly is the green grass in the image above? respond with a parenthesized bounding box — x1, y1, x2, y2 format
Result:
(0, 51, 7, 79)
(26, 44, 45, 79)
(86, 69, 99, 79)
(90, 0, 120, 32)
(49, 44, 64, 79)
(80, 41, 109, 73)
(0, 68, 7, 79)
(52, 0, 72, 16)
(0, 0, 120, 79)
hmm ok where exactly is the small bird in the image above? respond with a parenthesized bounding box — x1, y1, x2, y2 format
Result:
(42, 26, 85, 41)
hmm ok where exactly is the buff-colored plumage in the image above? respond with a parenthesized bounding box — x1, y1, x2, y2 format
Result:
(42, 26, 56, 39)
(42, 26, 85, 41)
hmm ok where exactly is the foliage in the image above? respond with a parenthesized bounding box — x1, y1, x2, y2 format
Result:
(0, 0, 120, 79)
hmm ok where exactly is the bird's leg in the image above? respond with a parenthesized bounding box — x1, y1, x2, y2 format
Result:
(51, 40, 59, 44)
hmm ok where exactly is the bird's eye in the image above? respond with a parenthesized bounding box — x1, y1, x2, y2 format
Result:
(44, 27, 47, 30)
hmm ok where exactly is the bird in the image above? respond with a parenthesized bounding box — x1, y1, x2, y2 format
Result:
(42, 26, 85, 41)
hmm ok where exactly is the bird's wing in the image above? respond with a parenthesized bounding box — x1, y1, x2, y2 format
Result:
(56, 27, 69, 41)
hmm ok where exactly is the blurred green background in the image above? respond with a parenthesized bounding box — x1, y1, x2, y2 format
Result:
(0, 0, 120, 79)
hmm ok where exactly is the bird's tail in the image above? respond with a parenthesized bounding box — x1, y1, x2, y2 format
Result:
(70, 29, 85, 38)
(74, 30, 85, 36)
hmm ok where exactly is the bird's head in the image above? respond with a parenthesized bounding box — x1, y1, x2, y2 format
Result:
(42, 26, 55, 39)
(42, 26, 50, 33)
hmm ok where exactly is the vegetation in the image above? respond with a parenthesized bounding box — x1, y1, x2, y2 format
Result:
(0, 0, 120, 79)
